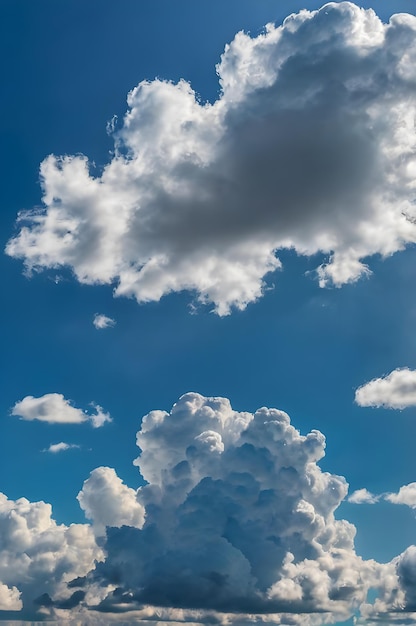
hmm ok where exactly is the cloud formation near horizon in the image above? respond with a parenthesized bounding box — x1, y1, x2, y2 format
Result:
(86, 392, 378, 624)
(0, 492, 102, 620)
(12, 393, 112, 428)
(6, 3, 416, 314)
(3, 392, 416, 623)
(355, 368, 416, 409)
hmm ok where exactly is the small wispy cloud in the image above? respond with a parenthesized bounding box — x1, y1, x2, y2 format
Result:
(93, 313, 116, 330)
(43, 442, 80, 454)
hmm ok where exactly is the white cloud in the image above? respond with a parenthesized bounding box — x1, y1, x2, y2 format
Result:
(355, 368, 416, 409)
(93, 313, 116, 330)
(11, 393, 112, 428)
(87, 403, 112, 428)
(77, 466, 145, 536)
(44, 442, 80, 454)
(385, 482, 416, 508)
(6, 3, 416, 314)
(4, 392, 416, 624)
(0, 492, 102, 620)
(348, 488, 380, 504)
(83, 392, 375, 623)
(0, 583, 22, 611)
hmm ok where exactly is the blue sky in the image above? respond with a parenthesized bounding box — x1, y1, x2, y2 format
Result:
(2, 1, 416, 624)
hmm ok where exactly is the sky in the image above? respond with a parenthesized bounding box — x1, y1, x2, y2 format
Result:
(2, 0, 416, 624)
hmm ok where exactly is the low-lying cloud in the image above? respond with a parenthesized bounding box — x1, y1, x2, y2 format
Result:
(88, 392, 377, 623)
(12, 393, 112, 428)
(6, 3, 416, 314)
(0, 492, 102, 620)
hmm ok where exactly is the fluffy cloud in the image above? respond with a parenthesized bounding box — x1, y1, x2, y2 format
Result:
(77, 467, 145, 536)
(385, 482, 416, 508)
(348, 488, 380, 504)
(12, 393, 112, 428)
(0, 583, 22, 611)
(4, 392, 416, 624)
(6, 3, 416, 314)
(82, 392, 377, 624)
(93, 313, 116, 330)
(0, 492, 102, 621)
(355, 368, 416, 409)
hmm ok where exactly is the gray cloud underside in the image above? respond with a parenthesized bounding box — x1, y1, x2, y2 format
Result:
(6, 2, 416, 314)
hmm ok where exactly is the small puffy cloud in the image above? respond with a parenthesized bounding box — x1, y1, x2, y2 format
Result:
(93, 313, 116, 330)
(348, 488, 380, 504)
(385, 483, 416, 508)
(0, 492, 102, 620)
(6, 3, 416, 314)
(44, 442, 80, 454)
(355, 368, 416, 409)
(77, 467, 145, 536)
(11, 393, 112, 428)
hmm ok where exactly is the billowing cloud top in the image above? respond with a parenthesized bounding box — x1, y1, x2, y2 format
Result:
(355, 368, 416, 409)
(11, 393, 112, 427)
(89, 392, 376, 622)
(6, 2, 416, 314)
(77, 467, 145, 536)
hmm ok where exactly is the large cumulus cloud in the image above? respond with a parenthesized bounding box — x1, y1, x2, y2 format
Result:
(6, 2, 416, 314)
(86, 393, 379, 624)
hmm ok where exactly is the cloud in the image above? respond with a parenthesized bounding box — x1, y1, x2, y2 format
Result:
(81, 392, 377, 624)
(385, 483, 416, 508)
(3, 392, 415, 624)
(77, 467, 145, 536)
(0, 492, 102, 621)
(6, 3, 416, 314)
(355, 368, 416, 409)
(93, 313, 116, 330)
(11, 393, 112, 428)
(0, 583, 22, 611)
(348, 488, 380, 504)
(44, 442, 80, 454)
